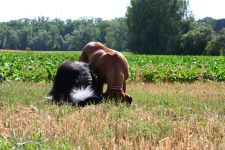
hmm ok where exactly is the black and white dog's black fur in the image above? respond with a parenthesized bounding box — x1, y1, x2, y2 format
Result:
(48, 61, 102, 106)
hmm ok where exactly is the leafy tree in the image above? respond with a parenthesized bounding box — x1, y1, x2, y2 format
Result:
(180, 17, 196, 35)
(0, 15, 223, 55)
(0, 24, 7, 49)
(179, 23, 214, 55)
(126, 0, 189, 54)
(198, 17, 215, 28)
(96, 19, 109, 44)
(63, 19, 79, 37)
(5, 30, 20, 49)
(206, 28, 225, 55)
(214, 19, 225, 32)
(30, 30, 52, 50)
(105, 18, 128, 51)
(16, 26, 33, 50)
(48, 25, 63, 50)
(64, 21, 100, 50)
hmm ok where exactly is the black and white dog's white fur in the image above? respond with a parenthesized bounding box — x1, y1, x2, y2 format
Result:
(48, 61, 102, 106)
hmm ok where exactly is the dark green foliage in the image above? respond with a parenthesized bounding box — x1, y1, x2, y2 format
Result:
(197, 17, 225, 32)
(64, 21, 101, 50)
(126, 0, 189, 54)
(214, 19, 225, 32)
(179, 23, 214, 55)
(0, 17, 128, 51)
(105, 18, 128, 51)
(0, 16, 224, 55)
(206, 28, 225, 55)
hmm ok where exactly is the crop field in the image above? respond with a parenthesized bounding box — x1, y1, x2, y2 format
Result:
(0, 51, 225, 149)
(0, 51, 225, 82)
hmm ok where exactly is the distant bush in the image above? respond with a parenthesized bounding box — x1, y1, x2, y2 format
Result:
(206, 28, 225, 56)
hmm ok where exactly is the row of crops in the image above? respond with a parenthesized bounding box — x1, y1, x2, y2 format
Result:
(0, 51, 225, 82)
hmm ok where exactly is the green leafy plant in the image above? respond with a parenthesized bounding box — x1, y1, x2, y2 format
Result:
(0, 52, 224, 83)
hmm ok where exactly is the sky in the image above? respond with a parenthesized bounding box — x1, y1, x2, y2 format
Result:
(0, 0, 224, 22)
(189, 0, 225, 20)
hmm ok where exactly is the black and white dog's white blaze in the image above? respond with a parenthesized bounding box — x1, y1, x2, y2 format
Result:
(48, 61, 102, 106)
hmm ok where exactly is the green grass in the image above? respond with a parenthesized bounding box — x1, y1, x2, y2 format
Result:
(0, 82, 225, 149)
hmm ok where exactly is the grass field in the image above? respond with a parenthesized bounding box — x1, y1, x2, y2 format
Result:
(0, 51, 225, 149)
(0, 81, 225, 149)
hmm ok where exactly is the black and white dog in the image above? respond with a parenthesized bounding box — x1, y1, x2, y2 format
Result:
(48, 61, 102, 106)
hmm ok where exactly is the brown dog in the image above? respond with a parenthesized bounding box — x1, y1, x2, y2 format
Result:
(79, 42, 133, 104)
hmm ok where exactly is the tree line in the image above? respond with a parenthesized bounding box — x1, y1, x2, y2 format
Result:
(0, 17, 128, 51)
(0, 0, 224, 55)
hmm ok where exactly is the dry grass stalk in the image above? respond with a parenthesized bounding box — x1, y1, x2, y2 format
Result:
(0, 82, 224, 149)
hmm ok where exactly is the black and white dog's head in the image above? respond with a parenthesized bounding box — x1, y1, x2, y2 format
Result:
(48, 61, 102, 106)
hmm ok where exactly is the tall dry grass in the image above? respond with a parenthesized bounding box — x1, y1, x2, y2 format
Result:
(0, 82, 225, 149)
